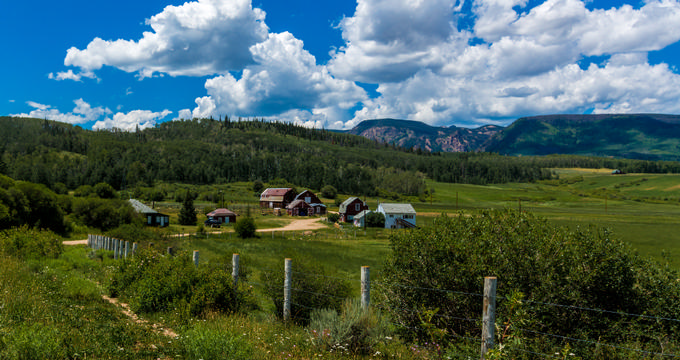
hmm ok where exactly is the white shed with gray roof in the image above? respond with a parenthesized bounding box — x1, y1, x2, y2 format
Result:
(377, 203, 416, 229)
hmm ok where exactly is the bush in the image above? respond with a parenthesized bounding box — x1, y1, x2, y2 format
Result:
(108, 250, 252, 318)
(262, 256, 352, 325)
(326, 213, 340, 223)
(308, 299, 391, 356)
(0, 226, 63, 260)
(381, 210, 680, 353)
(321, 185, 337, 199)
(233, 217, 256, 239)
(365, 212, 385, 228)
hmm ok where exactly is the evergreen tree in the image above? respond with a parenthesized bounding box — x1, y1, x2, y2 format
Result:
(178, 190, 196, 226)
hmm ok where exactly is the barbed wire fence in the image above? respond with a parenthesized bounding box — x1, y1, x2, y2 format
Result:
(87, 239, 680, 359)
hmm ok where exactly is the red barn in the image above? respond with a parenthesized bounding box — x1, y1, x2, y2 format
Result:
(294, 190, 326, 215)
(339, 197, 368, 222)
(286, 200, 313, 216)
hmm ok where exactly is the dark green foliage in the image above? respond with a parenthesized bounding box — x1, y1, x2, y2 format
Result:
(0, 226, 63, 260)
(108, 249, 251, 318)
(365, 212, 385, 228)
(326, 213, 340, 223)
(321, 185, 337, 199)
(381, 210, 680, 353)
(252, 179, 264, 193)
(233, 216, 256, 239)
(73, 185, 94, 197)
(178, 190, 196, 226)
(94, 182, 117, 199)
(72, 198, 137, 231)
(262, 257, 353, 325)
(5, 182, 67, 234)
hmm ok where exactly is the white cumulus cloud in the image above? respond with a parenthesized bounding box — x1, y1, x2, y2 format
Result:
(180, 32, 367, 128)
(93, 109, 173, 131)
(64, 0, 268, 77)
(13, 99, 111, 125)
(331, 0, 680, 127)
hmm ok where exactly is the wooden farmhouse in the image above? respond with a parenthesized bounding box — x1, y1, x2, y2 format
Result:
(339, 197, 369, 222)
(260, 188, 297, 209)
(377, 203, 416, 229)
(129, 199, 169, 227)
(286, 199, 313, 216)
(294, 190, 327, 215)
(206, 208, 237, 224)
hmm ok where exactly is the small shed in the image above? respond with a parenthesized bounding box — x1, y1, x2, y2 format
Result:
(378, 203, 416, 229)
(206, 208, 237, 224)
(129, 199, 169, 227)
(339, 197, 369, 222)
(286, 199, 313, 216)
(353, 210, 372, 227)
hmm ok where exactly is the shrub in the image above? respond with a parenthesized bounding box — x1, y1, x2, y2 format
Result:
(178, 190, 197, 226)
(233, 216, 256, 238)
(108, 250, 251, 318)
(321, 185, 337, 199)
(365, 212, 385, 228)
(262, 256, 352, 325)
(0, 226, 63, 260)
(381, 209, 680, 353)
(326, 213, 340, 223)
(308, 299, 391, 355)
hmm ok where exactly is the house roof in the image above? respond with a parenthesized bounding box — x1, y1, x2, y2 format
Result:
(354, 210, 372, 220)
(286, 199, 312, 209)
(339, 197, 362, 213)
(129, 199, 158, 214)
(379, 203, 416, 214)
(207, 208, 237, 217)
(260, 188, 295, 201)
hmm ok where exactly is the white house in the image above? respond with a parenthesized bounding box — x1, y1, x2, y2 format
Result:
(377, 203, 416, 229)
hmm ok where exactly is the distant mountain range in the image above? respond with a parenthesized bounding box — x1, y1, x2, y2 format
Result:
(347, 114, 680, 161)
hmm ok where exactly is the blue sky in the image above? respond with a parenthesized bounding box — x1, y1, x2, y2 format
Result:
(3, 0, 680, 131)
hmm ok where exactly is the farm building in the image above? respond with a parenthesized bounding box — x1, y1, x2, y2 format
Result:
(339, 197, 369, 222)
(206, 208, 237, 224)
(260, 188, 297, 209)
(286, 199, 313, 216)
(353, 210, 372, 227)
(129, 199, 169, 227)
(377, 203, 416, 229)
(295, 190, 327, 215)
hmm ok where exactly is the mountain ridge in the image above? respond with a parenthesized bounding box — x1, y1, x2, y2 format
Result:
(347, 114, 680, 161)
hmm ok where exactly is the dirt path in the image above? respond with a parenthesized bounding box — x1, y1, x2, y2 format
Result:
(257, 217, 327, 232)
(102, 295, 178, 338)
(63, 217, 329, 246)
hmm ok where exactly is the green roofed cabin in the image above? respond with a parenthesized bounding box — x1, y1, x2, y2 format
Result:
(129, 199, 170, 227)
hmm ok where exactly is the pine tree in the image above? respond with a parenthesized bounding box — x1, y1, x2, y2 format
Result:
(178, 190, 196, 226)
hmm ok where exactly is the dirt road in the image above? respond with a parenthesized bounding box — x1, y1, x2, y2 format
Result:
(63, 217, 329, 245)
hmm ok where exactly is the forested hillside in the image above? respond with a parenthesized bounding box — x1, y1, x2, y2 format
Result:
(0, 117, 555, 197)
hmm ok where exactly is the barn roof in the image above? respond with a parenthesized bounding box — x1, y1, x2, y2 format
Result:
(379, 203, 416, 214)
(129, 199, 158, 214)
(339, 197, 362, 213)
(207, 208, 237, 217)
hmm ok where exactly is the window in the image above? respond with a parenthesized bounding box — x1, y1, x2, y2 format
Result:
(355, 203, 360, 211)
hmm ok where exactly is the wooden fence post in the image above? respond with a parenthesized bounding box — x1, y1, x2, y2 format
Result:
(132, 242, 138, 256)
(361, 266, 370, 310)
(481, 276, 498, 359)
(232, 253, 240, 287)
(114, 239, 119, 260)
(193, 250, 199, 267)
(283, 258, 292, 322)
(125, 241, 130, 258)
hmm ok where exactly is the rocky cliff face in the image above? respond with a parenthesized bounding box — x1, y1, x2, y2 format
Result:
(349, 119, 502, 152)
